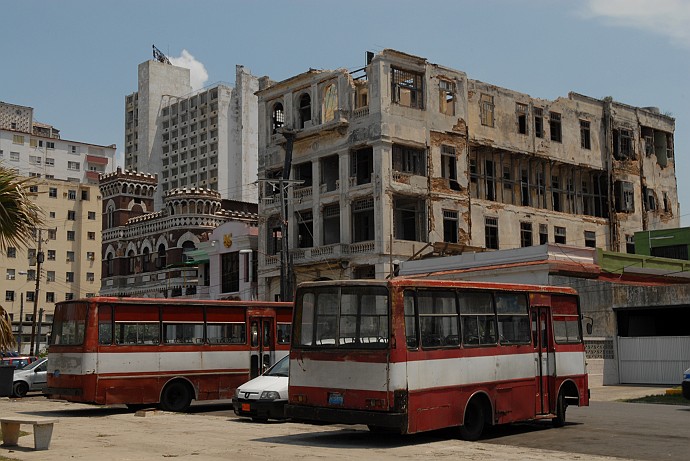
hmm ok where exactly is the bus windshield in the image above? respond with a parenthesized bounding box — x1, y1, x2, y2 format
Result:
(294, 285, 389, 349)
(51, 302, 88, 346)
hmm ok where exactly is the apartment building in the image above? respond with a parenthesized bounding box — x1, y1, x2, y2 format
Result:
(255, 49, 679, 300)
(0, 101, 116, 183)
(124, 59, 261, 209)
(99, 168, 258, 299)
(1, 179, 102, 353)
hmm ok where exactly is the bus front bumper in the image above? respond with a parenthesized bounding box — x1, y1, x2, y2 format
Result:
(285, 404, 407, 430)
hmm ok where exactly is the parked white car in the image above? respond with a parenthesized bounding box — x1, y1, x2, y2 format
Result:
(683, 367, 690, 400)
(232, 355, 289, 422)
(13, 357, 48, 397)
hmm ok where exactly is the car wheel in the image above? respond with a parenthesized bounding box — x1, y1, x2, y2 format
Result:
(159, 381, 193, 412)
(459, 397, 485, 441)
(13, 381, 30, 398)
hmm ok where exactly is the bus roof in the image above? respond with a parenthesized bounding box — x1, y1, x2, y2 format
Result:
(296, 278, 577, 296)
(55, 297, 292, 308)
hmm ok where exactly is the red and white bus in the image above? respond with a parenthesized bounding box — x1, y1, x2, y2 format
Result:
(286, 279, 589, 439)
(46, 297, 292, 411)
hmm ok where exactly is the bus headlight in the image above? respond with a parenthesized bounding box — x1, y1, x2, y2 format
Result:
(260, 391, 280, 400)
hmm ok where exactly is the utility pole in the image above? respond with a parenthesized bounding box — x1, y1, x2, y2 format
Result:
(18, 294, 24, 354)
(29, 227, 54, 356)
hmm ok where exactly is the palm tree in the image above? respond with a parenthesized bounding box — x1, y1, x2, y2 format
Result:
(0, 164, 44, 351)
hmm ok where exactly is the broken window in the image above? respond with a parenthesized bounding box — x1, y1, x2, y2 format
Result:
(352, 197, 375, 243)
(554, 226, 566, 244)
(394, 197, 427, 242)
(645, 188, 657, 211)
(271, 102, 284, 134)
(267, 215, 282, 255)
(392, 144, 426, 176)
(391, 67, 424, 109)
(520, 222, 533, 248)
(663, 192, 671, 213)
(549, 112, 562, 143)
(480, 93, 494, 127)
(485, 217, 498, 249)
(580, 120, 591, 150)
(613, 128, 634, 160)
(485, 159, 495, 201)
(439, 80, 455, 116)
(520, 169, 530, 207)
(296, 210, 313, 248)
(653, 130, 672, 166)
(625, 235, 635, 254)
(443, 210, 458, 244)
(322, 204, 340, 245)
(350, 147, 373, 186)
(323, 84, 337, 123)
(353, 265, 375, 279)
(552, 175, 561, 212)
(615, 180, 635, 212)
(516, 103, 528, 135)
(539, 224, 548, 245)
(441, 145, 459, 190)
(584, 231, 596, 248)
(355, 82, 369, 109)
(534, 108, 544, 138)
(320, 155, 339, 192)
(298, 93, 312, 129)
(294, 162, 313, 188)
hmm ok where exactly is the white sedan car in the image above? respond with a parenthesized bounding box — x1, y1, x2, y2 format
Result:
(13, 357, 48, 397)
(232, 355, 289, 422)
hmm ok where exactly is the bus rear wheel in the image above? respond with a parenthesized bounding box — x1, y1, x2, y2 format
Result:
(160, 381, 193, 412)
(459, 397, 485, 441)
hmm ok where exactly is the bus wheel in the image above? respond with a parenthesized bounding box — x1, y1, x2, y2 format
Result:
(459, 397, 485, 441)
(160, 381, 193, 412)
(552, 391, 567, 428)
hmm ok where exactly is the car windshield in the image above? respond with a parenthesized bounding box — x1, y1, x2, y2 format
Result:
(264, 356, 289, 377)
(20, 359, 43, 371)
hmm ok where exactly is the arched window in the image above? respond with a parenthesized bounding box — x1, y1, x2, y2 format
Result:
(182, 241, 196, 262)
(128, 250, 136, 274)
(107, 253, 114, 277)
(323, 84, 337, 123)
(142, 247, 150, 272)
(272, 102, 284, 134)
(157, 244, 167, 269)
(107, 205, 115, 229)
(299, 94, 311, 129)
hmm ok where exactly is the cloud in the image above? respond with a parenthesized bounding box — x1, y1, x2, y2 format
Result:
(581, 0, 690, 48)
(169, 50, 209, 91)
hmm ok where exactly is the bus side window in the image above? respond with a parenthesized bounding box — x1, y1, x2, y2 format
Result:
(251, 322, 259, 347)
(98, 305, 113, 345)
(404, 291, 418, 349)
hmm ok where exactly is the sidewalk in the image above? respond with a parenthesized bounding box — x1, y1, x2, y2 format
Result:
(588, 371, 671, 401)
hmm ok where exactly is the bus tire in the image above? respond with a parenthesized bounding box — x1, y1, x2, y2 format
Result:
(459, 397, 485, 441)
(160, 381, 193, 412)
(552, 391, 567, 427)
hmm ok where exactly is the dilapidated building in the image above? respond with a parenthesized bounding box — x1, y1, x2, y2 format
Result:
(256, 49, 679, 300)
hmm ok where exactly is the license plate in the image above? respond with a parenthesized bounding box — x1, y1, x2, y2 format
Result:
(241, 403, 251, 412)
(328, 392, 344, 406)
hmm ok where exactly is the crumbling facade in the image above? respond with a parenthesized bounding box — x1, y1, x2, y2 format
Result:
(255, 49, 679, 300)
(124, 61, 261, 209)
(99, 168, 258, 298)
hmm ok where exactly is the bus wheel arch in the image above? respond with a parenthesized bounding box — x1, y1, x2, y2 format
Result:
(553, 379, 579, 427)
(459, 392, 492, 441)
(159, 378, 195, 412)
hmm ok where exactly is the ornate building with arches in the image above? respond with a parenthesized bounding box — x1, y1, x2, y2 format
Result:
(99, 167, 257, 298)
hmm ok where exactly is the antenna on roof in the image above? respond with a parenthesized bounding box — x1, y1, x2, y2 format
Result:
(152, 44, 171, 65)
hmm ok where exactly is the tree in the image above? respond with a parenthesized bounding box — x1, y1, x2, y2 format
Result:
(0, 164, 44, 351)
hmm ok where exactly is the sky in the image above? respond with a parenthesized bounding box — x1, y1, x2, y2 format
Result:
(2, 0, 689, 225)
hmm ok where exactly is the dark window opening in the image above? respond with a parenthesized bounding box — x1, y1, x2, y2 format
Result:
(580, 120, 591, 149)
(550, 112, 562, 142)
(584, 231, 596, 248)
(554, 226, 566, 244)
(221, 252, 240, 293)
(439, 80, 455, 115)
(539, 224, 548, 245)
(614, 128, 634, 160)
(320, 155, 339, 192)
(615, 181, 635, 213)
(516, 103, 528, 135)
(394, 197, 427, 242)
(294, 162, 313, 188)
(296, 210, 313, 248)
(480, 93, 494, 127)
(271, 103, 284, 134)
(520, 222, 532, 247)
(299, 94, 311, 129)
(352, 198, 375, 243)
(441, 145, 459, 190)
(534, 108, 544, 138)
(393, 144, 426, 176)
(625, 235, 635, 254)
(351, 147, 373, 186)
(443, 210, 458, 244)
(323, 204, 340, 245)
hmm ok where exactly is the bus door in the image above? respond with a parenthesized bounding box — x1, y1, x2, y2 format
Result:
(249, 314, 275, 379)
(531, 304, 555, 415)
